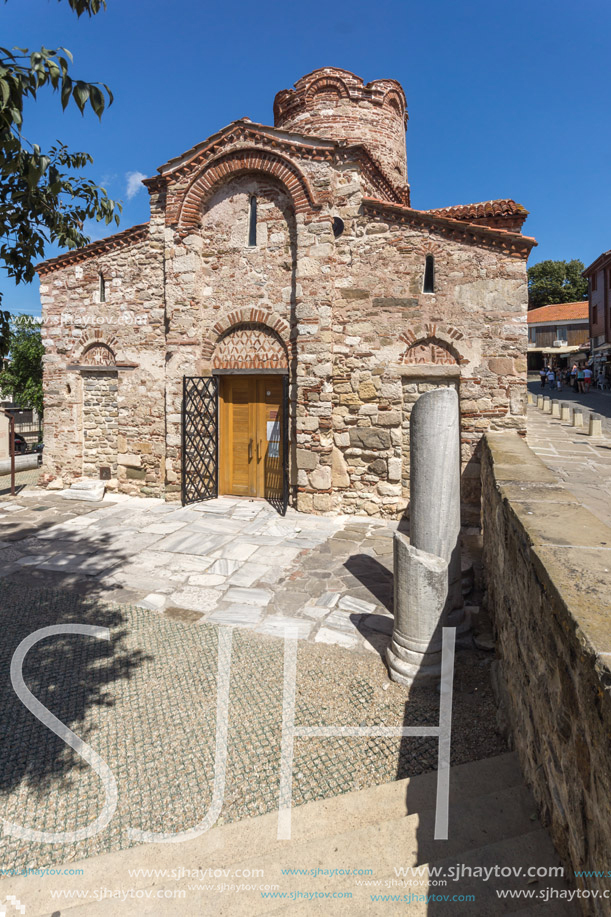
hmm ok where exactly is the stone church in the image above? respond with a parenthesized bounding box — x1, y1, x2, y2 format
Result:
(37, 67, 536, 522)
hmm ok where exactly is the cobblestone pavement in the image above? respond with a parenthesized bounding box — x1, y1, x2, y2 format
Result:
(526, 401, 611, 529)
(0, 493, 399, 654)
(0, 583, 503, 873)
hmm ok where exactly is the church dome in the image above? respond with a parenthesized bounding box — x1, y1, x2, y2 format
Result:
(273, 67, 408, 190)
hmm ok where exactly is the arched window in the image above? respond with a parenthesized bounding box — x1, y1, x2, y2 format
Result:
(248, 195, 257, 247)
(99, 272, 106, 303)
(423, 255, 435, 294)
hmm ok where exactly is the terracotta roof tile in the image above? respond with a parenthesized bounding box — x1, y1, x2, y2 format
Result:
(527, 302, 589, 323)
(425, 199, 527, 221)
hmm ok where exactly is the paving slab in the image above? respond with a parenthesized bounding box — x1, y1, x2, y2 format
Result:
(223, 586, 273, 606)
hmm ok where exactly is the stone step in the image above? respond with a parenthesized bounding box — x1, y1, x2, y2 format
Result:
(201, 786, 551, 917)
(239, 832, 577, 917)
(7, 754, 557, 917)
(22, 780, 545, 916)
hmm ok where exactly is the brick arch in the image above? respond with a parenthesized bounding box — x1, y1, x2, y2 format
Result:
(201, 308, 292, 362)
(178, 148, 321, 231)
(383, 90, 405, 117)
(399, 323, 467, 366)
(305, 75, 350, 102)
(212, 323, 288, 371)
(414, 239, 444, 257)
(74, 330, 120, 364)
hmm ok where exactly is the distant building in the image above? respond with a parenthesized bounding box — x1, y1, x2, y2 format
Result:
(583, 249, 611, 378)
(526, 302, 589, 371)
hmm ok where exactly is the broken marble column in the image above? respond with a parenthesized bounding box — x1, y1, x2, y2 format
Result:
(410, 386, 462, 611)
(388, 387, 465, 686)
(387, 536, 449, 683)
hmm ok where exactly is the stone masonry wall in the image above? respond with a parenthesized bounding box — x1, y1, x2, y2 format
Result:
(82, 371, 118, 478)
(482, 432, 611, 914)
(316, 200, 528, 522)
(38, 227, 166, 495)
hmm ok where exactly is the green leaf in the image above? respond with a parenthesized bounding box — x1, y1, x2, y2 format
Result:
(73, 81, 90, 113)
(89, 83, 105, 118)
(61, 75, 72, 110)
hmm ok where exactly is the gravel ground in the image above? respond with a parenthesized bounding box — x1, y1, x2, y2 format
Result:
(0, 466, 41, 497)
(0, 582, 505, 873)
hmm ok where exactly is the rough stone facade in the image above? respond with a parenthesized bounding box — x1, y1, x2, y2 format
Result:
(37, 67, 536, 519)
(482, 433, 611, 915)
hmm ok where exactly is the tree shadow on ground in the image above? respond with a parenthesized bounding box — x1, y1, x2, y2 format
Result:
(0, 583, 149, 797)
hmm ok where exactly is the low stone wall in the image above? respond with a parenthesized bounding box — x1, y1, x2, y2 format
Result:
(481, 432, 611, 913)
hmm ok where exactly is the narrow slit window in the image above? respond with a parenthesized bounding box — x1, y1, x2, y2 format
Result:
(248, 195, 257, 247)
(423, 255, 435, 293)
(99, 273, 106, 303)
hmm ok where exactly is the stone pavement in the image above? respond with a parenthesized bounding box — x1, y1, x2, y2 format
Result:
(0, 493, 399, 655)
(526, 400, 611, 530)
(527, 377, 611, 434)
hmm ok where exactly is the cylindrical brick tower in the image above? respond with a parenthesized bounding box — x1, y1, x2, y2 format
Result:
(273, 67, 408, 192)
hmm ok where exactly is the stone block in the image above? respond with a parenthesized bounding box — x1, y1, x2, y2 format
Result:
(376, 410, 401, 426)
(296, 449, 319, 471)
(126, 468, 147, 480)
(331, 447, 350, 488)
(388, 457, 402, 482)
(488, 357, 514, 376)
(349, 428, 391, 450)
(372, 297, 418, 309)
(118, 453, 142, 468)
(309, 464, 332, 490)
(358, 380, 378, 401)
(312, 493, 332, 512)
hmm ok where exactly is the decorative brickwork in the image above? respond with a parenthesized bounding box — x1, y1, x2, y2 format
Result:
(81, 343, 115, 366)
(399, 325, 466, 366)
(274, 67, 409, 198)
(400, 341, 459, 365)
(177, 148, 320, 231)
(212, 324, 288, 371)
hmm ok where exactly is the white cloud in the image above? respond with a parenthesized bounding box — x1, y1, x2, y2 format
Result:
(125, 171, 147, 200)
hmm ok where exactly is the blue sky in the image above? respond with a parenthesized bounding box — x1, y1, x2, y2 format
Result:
(2, 0, 609, 316)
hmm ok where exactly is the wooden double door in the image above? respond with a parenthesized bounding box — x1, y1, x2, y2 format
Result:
(219, 375, 284, 499)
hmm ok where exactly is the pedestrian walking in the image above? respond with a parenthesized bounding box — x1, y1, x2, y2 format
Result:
(539, 366, 547, 388)
(570, 363, 578, 391)
(584, 366, 592, 393)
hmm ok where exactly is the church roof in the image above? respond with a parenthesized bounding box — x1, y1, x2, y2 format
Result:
(362, 198, 537, 259)
(36, 223, 148, 276)
(426, 199, 527, 221)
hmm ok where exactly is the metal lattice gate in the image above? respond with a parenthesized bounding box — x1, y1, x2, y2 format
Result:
(181, 376, 218, 505)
